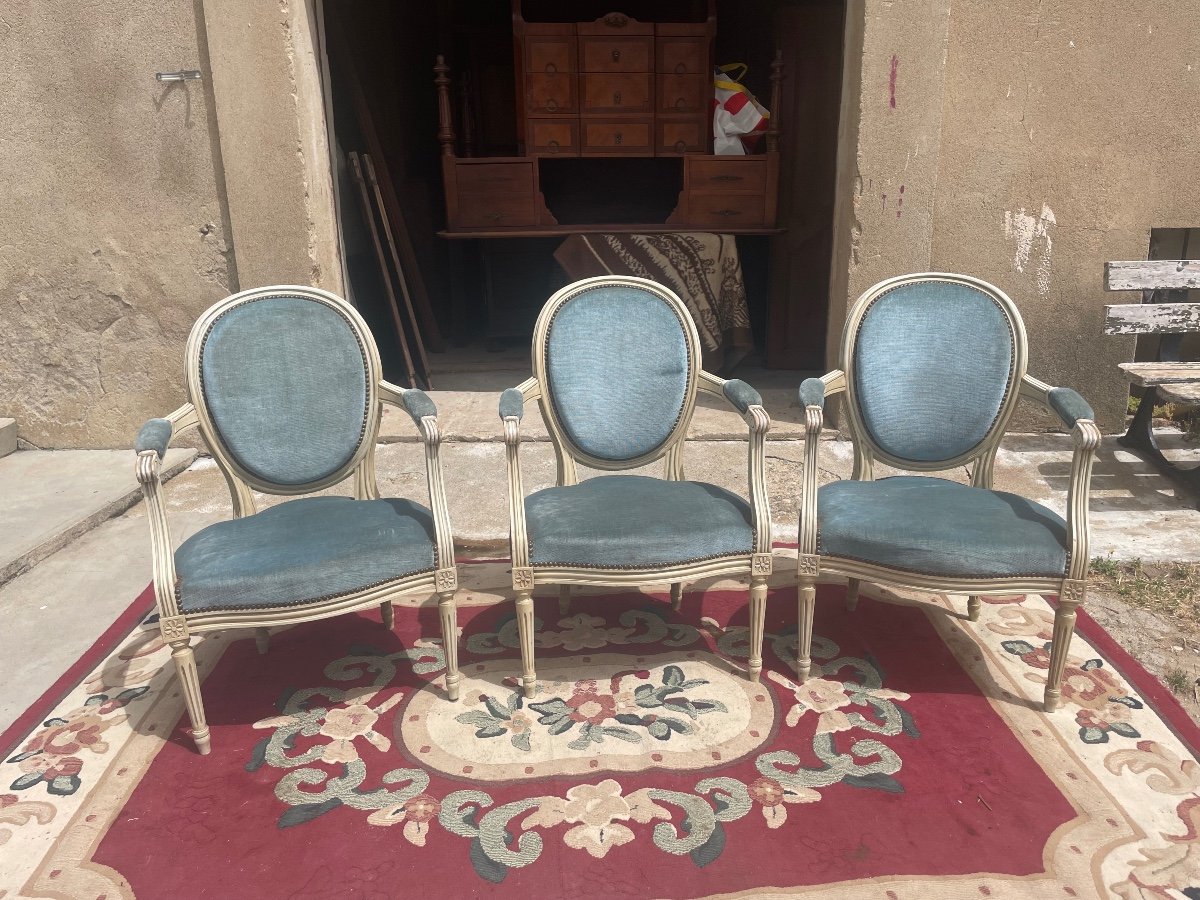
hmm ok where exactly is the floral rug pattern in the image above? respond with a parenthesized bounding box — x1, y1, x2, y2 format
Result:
(0, 562, 1198, 899)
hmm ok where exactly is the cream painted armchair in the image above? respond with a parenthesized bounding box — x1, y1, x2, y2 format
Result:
(795, 273, 1098, 713)
(133, 286, 460, 755)
(500, 276, 773, 699)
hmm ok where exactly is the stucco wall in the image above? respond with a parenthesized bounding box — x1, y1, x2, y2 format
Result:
(0, 2, 233, 448)
(834, 0, 1200, 432)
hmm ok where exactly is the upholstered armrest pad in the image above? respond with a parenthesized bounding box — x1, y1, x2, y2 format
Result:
(135, 418, 173, 459)
(400, 389, 437, 424)
(722, 379, 763, 414)
(499, 388, 525, 420)
(799, 378, 826, 409)
(1047, 387, 1094, 428)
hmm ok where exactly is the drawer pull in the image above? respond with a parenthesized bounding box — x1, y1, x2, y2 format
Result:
(545, 98, 558, 111)
(674, 140, 687, 152)
(486, 212, 503, 221)
(613, 91, 621, 105)
(674, 97, 687, 111)
(612, 49, 621, 62)
(547, 140, 560, 152)
(714, 209, 740, 217)
(711, 174, 743, 183)
(614, 132, 623, 145)
(675, 62, 687, 74)
(545, 62, 557, 74)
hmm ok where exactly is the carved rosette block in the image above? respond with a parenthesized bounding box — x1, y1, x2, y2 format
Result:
(512, 567, 535, 590)
(159, 615, 190, 643)
(436, 568, 459, 593)
(1059, 578, 1086, 606)
(796, 554, 820, 578)
(751, 553, 774, 576)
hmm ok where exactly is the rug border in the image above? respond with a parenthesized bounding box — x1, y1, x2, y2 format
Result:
(0, 584, 155, 760)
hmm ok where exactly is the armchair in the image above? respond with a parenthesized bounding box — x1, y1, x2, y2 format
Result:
(796, 273, 1098, 713)
(134, 286, 460, 755)
(500, 276, 773, 698)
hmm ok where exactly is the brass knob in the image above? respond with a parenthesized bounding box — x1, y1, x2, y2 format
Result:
(613, 91, 621, 105)
(675, 62, 687, 74)
(545, 98, 558, 111)
(547, 140, 560, 152)
(612, 49, 621, 62)
(614, 132, 623, 145)
(486, 212, 503, 221)
(674, 140, 686, 152)
(714, 209, 738, 217)
(675, 97, 686, 110)
(545, 62, 557, 73)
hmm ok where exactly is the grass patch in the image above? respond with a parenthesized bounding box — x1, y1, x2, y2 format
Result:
(1089, 555, 1200, 625)
(1128, 395, 1200, 441)
(1165, 667, 1193, 696)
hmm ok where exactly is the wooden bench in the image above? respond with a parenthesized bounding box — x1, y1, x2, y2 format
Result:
(1103, 259, 1200, 494)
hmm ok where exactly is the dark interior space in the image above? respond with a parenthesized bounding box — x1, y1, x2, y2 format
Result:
(321, 0, 844, 382)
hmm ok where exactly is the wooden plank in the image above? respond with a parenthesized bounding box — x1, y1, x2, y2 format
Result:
(1104, 302, 1200, 334)
(1158, 382, 1200, 405)
(1105, 260, 1200, 291)
(1118, 362, 1200, 386)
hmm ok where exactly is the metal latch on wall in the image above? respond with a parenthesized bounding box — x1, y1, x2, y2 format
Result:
(155, 70, 202, 83)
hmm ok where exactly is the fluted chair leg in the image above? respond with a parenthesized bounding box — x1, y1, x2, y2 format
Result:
(1043, 596, 1080, 712)
(748, 576, 767, 683)
(967, 596, 981, 621)
(845, 578, 860, 611)
(254, 628, 270, 655)
(796, 576, 816, 683)
(171, 640, 211, 755)
(670, 582, 684, 611)
(381, 600, 395, 630)
(515, 590, 537, 698)
(438, 590, 461, 701)
(558, 585, 571, 616)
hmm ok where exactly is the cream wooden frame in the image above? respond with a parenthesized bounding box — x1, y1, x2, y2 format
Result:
(796, 273, 1099, 713)
(135, 286, 460, 756)
(503, 276, 773, 698)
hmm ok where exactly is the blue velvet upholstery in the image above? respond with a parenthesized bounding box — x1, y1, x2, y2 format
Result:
(200, 296, 369, 486)
(544, 285, 690, 461)
(721, 379, 762, 414)
(135, 418, 173, 459)
(818, 476, 1068, 577)
(399, 389, 437, 425)
(853, 281, 1015, 462)
(500, 388, 525, 420)
(799, 378, 826, 409)
(175, 496, 436, 613)
(1047, 386, 1094, 428)
(525, 475, 753, 567)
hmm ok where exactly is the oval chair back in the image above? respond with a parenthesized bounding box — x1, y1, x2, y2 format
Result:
(841, 273, 1028, 471)
(185, 286, 381, 494)
(532, 276, 702, 469)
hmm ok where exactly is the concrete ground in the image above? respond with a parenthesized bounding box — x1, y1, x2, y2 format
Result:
(2, 378, 1199, 734)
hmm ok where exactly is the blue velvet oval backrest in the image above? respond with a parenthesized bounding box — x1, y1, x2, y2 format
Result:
(851, 279, 1016, 464)
(543, 282, 692, 462)
(199, 295, 371, 487)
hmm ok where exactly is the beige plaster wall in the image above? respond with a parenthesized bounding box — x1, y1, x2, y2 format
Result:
(0, 2, 233, 449)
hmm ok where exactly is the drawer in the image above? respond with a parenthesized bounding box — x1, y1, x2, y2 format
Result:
(527, 119, 579, 156)
(525, 73, 576, 114)
(581, 119, 653, 155)
(454, 194, 538, 229)
(657, 118, 706, 155)
(689, 158, 768, 194)
(685, 193, 766, 227)
(657, 74, 708, 114)
(526, 36, 575, 74)
(455, 162, 534, 195)
(579, 36, 652, 72)
(581, 73, 651, 114)
(656, 38, 708, 74)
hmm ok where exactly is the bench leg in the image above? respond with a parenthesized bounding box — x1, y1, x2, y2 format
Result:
(1120, 385, 1200, 505)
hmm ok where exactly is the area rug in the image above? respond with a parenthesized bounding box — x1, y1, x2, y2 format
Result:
(2, 557, 1199, 899)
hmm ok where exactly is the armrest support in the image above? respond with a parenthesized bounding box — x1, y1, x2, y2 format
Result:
(501, 378, 540, 573)
(797, 370, 845, 556)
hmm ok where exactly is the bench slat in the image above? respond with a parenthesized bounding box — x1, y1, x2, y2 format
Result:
(1118, 362, 1200, 386)
(1105, 260, 1200, 291)
(1157, 382, 1200, 405)
(1105, 302, 1200, 334)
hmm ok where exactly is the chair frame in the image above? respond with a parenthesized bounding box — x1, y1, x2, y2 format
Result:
(502, 276, 773, 698)
(134, 286, 460, 755)
(797, 273, 1099, 712)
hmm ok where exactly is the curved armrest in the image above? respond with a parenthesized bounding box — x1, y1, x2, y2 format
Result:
(380, 381, 438, 431)
(798, 378, 826, 410)
(136, 419, 174, 459)
(1047, 387, 1094, 429)
(500, 387, 525, 421)
(722, 379, 763, 414)
(796, 371, 845, 556)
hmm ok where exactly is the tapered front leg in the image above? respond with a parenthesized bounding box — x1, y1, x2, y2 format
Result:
(515, 591, 537, 698)
(748, 576, 768, 683)
(670, 582, 684, 611)
(438, 591, 460, 701)
(845, 578, 860, 612)
(254, 628, 270, 655)
(967, 596, 981, 622)
(796, 578, 816, 683)
(380, 600, 395, 630)
(171, 640, 211, 755)
(1044, 596, 1080, 712)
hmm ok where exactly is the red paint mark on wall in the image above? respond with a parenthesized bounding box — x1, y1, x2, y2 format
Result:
(889, 54, 899, 108)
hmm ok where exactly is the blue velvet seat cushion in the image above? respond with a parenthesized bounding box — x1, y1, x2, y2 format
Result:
(175, 496, 436, 613)
(818, 476, 1068, 578)
(525, 475, 753, 568)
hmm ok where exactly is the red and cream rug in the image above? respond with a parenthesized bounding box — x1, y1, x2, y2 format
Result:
(2, 556, 1198, 899)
